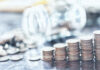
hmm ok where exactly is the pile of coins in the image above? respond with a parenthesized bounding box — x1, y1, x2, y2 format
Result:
(67, 39, 80, 61)
(42, 47, 54, 61)
(94, 30, 100, 60)
(80, 37, 93, 61)
(54, 43, 67, 60)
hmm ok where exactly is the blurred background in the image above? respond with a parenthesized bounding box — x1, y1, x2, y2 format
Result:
(0, 0, 100, 52)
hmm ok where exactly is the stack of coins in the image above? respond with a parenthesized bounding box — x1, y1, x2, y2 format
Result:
(67, 39, 80, 61)
(80, 37, 93, 61)
(42, 47, 54, 61)
(54, 43, 67, 60)
(93, 30, 100, 60)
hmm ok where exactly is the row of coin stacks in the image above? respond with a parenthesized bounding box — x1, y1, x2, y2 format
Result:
(42, 30, 100, 61)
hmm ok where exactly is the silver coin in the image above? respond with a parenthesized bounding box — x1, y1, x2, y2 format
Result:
(0, 49, 7, 56)
(19, 47, 28, 53)
(0, 56, 9, 62)
(9, 55, 23, 61)
(6, 48, 19, 55)
(28, 56, 40, 61)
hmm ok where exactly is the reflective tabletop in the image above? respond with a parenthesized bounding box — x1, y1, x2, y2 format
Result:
(0, 59, 100, 70)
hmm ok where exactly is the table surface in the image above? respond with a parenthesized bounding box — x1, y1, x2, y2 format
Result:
(0, 48, 97, 70)
(0, 58, 99, 70)
(0, 48, 98, 70)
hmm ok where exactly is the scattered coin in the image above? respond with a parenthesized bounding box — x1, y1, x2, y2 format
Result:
(9, 54, 23, 61)
(7, 47, 19, 55)
(0, 56, 9, 62)
(28, 56, 40, 61)
(0, 49, 7, 56)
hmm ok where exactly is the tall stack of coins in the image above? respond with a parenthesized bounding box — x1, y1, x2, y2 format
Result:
(93, 30, 100, 60)
(67, 39, 80, 61)
(42, 47, 54, 61)
(54, 43, 67, 60)
(80, 37, 93, 61)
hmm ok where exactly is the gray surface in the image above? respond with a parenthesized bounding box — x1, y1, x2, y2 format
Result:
(0, 58, 99, 70)
(0, 12, 22, 35)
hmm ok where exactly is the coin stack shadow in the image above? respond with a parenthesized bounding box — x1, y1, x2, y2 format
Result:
(42, 61, 54, 69)
(95, 61, 100, 70)
(82, 61, 94, 70)
(54, 43, 67, 61)
(94, 30, 100, 60)
(68, 61, 80, 70)
(67, 39, 80, 61)
(56, 60, 67, 70)
(42, 47, 54, 61)
(80, 37, 93, 61)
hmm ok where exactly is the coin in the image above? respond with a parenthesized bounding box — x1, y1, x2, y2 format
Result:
(68, 55, 79, 61)
(6, 47, 19, 55)
(19, 47, 28, 53)
(67, 39, 79, 48)
(0, 49, 7, 56)
(9, 54, 23, 61)
(28, 56, 40, 61)
(82, 53, 93, 61)
(68, 51, 79, 55)
(55, 56, 66, 60)
(0, 56, 9, 62)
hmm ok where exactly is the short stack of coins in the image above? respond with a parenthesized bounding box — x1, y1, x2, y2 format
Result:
(93, 30, 100, 60)
(80, 37, 93, 61)
(67, 39, 80, 61)
(54, 43, 67, 60)
(42, 47, 54, 61)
